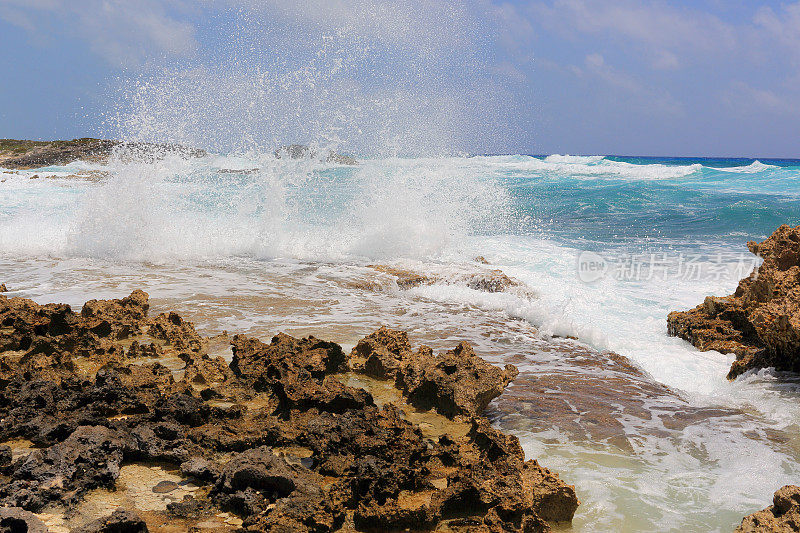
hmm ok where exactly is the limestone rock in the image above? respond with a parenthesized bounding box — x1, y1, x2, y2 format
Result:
(737, 485, 800, 532)
(668, 225, 800, 378)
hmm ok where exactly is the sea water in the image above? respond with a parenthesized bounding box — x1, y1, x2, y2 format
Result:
(2, 152, 800, 531)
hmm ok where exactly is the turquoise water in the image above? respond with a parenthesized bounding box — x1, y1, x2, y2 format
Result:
(2, 151, 800, 531)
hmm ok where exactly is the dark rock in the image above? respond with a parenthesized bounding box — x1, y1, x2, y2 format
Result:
(0, 292, 578, 532)
(216, 446, 297, 496)
(0, 507, 48, 533)
(0, 446, 10, 467)
(152, 480, 178, 493)
(74, 509, 148, 533)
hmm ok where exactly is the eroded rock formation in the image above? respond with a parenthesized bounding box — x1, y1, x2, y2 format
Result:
(668, 224, 800, 379)
(737, 485, 800, 532)
(0, 290, 578, 532)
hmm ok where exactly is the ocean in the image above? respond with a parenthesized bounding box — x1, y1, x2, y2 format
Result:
(2, 151, 800, 531)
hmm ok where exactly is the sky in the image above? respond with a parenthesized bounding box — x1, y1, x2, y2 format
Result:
(0, 0, 799, 157)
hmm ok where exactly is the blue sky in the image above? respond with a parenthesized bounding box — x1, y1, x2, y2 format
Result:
(1, 1, 799, 157)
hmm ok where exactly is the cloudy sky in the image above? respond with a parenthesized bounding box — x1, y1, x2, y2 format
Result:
(1, 0, 799, 157)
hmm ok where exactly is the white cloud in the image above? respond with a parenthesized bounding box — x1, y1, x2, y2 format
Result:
(724, 81, 800, 116)
(213, 0, 478, 58)
(0, 0, 198, 66)
(754, 2, 800, 61)
(530, 0, 736, 67)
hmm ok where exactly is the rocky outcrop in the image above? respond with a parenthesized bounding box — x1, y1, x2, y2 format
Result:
(0, 138, 205, 170)
(0, 291, 578, 532)
(274, 144, 357, 165)
(368, 264, 525, 294)
(668, 225, 800, 379)
(74, 509, 148, 533)
(737, 485, 800, 532)
(0, 507, 48, 533)
(350, 327, 519, 418)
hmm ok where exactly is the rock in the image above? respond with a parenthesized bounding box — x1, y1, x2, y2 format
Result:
(148, 312, 203, 352)
(350, 329, 519, 420)
(737, 485, 800, 532)
(367, 264, 525, 294)
(0, 138, 205, 170)
(668, 225, 800, 379)
(398, 341, 519, 419)
(180, 457, 219, 482)
(523, 460, 580, 522)
(152, 480, 178, 493)
(0, 285, 6, 293)
(0, 425, 127, 511)
(74, 509, 148, 533)
(0, 446, 10, 467)
(0, 507, 48, 533)
(231, 333, 346, 382)
(0, 292, 577, 532)
(350, 327, 413, 379)
(216, 447, 297, 496)
(274, 144, 357, 165)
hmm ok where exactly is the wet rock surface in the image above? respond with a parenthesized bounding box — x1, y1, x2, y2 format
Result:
(367, 264, 527, 295)
(0, 139, 206, 170)
(668, 224, 800, 379)
(0, 291, 578, 532)
(737, 485, 800, 532)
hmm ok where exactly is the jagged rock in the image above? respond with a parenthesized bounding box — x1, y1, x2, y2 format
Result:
(668, 225, 800, 378)
(367, 264, 526, 295)
(148, 312, 203, 352)
(350, 327, 414, 379)
(231, 333, 346, 383)
(0, 446, 10, 467)
(399, 341, 519, 419)
(74, 509, 148, 533)
(216, 447, 297, 496)
(351, 328, 519, 420)
(0, 425, 126, 511)
(0, 507, 48, 533)
(0, 285, 6, 293)
(737, 485, 800, 532)
(81, 290, 149, 340)
(0, 292, 577, 532)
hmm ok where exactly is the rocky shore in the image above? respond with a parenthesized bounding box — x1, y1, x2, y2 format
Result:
(667, 224, 800, 379)
(0, 139, 357, 170)
(0, 289, 578, 532)
(737, 485, 800, 532)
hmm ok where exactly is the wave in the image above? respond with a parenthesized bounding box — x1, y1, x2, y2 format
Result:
(0, 151, 510, 263)
(490, 155, 704, 180)
(714, 160, 778, 173)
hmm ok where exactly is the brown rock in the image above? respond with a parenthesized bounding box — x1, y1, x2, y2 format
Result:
(74, 509, 148, 533)
(0, 292, 577, 532)
(737, 485, 800, 532)
(398, 341, 519, 419)
(0, 507, 48, 533)
(668, 225, 800, 378)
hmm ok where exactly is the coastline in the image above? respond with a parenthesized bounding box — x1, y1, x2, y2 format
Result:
(0, 289, 578, 532)
(2, 147, 800, 531)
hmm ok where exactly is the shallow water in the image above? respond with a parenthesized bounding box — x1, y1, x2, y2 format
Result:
(3, 152, 800, 531)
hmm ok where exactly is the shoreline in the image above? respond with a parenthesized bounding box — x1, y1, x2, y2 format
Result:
(0, 289, 578, 532)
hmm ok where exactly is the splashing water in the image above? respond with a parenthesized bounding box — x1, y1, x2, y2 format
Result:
(5, 3, 800, 531)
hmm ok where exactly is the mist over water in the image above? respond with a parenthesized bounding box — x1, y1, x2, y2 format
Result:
(107, 2, 519, 157)
(5, 4, 800, 532)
